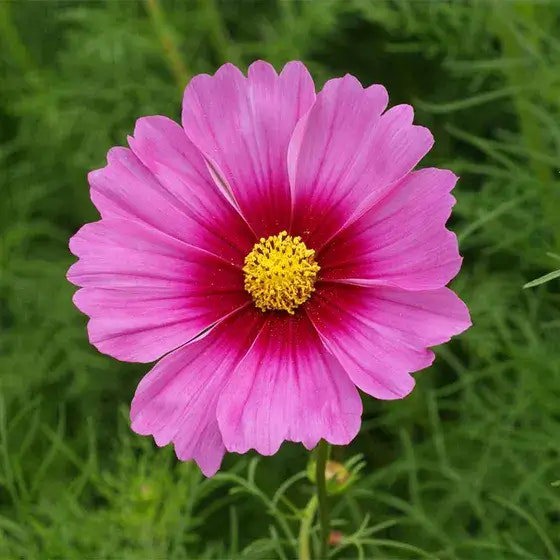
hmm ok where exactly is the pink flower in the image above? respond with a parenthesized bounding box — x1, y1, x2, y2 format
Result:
(67, 61, 471, 476)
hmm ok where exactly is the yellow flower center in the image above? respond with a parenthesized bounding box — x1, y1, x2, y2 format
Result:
(243, 231, 320, 314)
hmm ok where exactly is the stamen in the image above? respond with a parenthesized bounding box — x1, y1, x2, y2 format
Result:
(243, 231, 320, 314)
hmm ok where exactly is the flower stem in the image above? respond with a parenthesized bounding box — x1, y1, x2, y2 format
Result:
(316, 440, 330, 559)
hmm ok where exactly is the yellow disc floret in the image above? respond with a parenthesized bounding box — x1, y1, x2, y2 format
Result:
(243, 231, 320, 314)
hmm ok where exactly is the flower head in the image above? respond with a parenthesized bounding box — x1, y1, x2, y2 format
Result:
(67, 61, 471, 476)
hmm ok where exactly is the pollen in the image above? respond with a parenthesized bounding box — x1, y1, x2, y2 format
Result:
(243, 231, 320, 314)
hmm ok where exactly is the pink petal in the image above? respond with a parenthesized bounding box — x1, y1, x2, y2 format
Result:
(216, 313, 362, 455)
(319, 282, 470, 348)
(289, 75, 433, 249)
(90, 126, 254, 264)
(182, 61, 316, 237)
(131, 309, 264, 477)
(306, 284, 442, 400)
(368, 286, 472, 347)
(68, 219, 248, 362)
(320, 168, 461, 290)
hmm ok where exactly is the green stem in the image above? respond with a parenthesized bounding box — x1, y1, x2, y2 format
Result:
(145, 0, 189, 90)
(298, 495, 317, 560)
(316, 440, 330, 559)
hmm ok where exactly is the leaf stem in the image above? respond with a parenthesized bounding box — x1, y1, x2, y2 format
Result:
(316, 440, 330, 559)
(298, 495, 317, 560)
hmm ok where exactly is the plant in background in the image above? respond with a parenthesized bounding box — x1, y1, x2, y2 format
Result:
(523, 253, 560, 289)
(66, 59, 470, 557)
(2, 0, 560, 557)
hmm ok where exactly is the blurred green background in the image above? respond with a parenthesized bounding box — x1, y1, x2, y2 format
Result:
(1, 0, 560, 558)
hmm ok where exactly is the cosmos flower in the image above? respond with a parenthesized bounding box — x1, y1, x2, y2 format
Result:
(67, 61, 471, 476)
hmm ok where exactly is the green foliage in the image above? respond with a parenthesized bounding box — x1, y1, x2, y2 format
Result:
(1, 0, 559, 558)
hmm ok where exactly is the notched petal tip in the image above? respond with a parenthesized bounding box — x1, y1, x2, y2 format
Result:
(66, 264, 78, 286)
(185, 62, 245, 89)
(320, 73, 363, 97)
(388, 103, 414, 123)
(415, 124, 435, 151)
(66, 220, 101, 258)
(67, 236, 80, 260)
(70, 287, 87, 313)
(224, 440, 283, 457)
(342, 72, 364, 87)
(132, 114, 175, 137)
(67, 230, 91, 262)
(131, 416, 223, 477)
(281, 59, 310, 74)
(365, 83, 389, 110)
(214, 61, 245, 79)
(132, 422, 223, 477)
(447, 290, 472, 335)
(194, 459, 222, 478)
(105, 145, 130, 165)
(374, 371, 418, 401)
(386, 104, 434, 152)
(86, 168, 102, 186)
(371, 357, 432, 402)
(248, 59, 278, 77)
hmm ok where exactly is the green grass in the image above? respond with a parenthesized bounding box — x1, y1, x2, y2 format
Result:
(1, 1, 560, 558)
